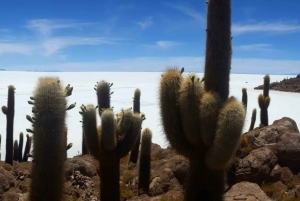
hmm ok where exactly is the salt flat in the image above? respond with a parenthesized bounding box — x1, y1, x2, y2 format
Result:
(0, 71, 298, 159)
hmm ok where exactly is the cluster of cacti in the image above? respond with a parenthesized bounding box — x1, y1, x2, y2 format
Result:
(81, 80, 145, 201)
(138, 128, 152, 195)
(128, 88, 141, 165)
(2, 85, 15, 165)
(258, 74, 271, 127)
(159, 0, 246, 200)
(26, 77, 75, 201)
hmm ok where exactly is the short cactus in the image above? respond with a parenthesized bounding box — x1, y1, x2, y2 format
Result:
(258, 75, 271, 126)
(242, 88, 247, 111)
(13, 140, 18, 161)
(17, 132, 24, 162)
(138, 128, 152, 195)
(28, 77, 75, 201)
(248, 108, 257, 131)
(159, 1, 246, 200)
(2, 85, 15, 165)
(83, 81, 145, 201)
(22, 134, 32, 162)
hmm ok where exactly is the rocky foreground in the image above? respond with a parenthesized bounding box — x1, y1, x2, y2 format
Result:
(255, 74, 300, 93)
(0, 117, 300, 200)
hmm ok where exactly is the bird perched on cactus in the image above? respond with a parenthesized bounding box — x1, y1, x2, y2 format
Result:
(82, 81, 145, 201)
(159, 0, 245, 200)
(27, 77, 75, 201)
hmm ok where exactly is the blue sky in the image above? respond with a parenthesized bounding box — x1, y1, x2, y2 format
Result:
(0, 0, 300, 74)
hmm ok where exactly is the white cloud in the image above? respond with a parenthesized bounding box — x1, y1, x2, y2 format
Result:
(232, 22, 300, 35)
(136, 17, 153, 30)
(0, 42, 36, 55)
(146, 41, 182, 50)
(26, 19, 92, 36)
(235, 44, 277, 52)
(42, 37, 119, 56)
(166, 3, 205, 24)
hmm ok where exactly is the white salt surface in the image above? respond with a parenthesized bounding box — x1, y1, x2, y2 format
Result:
(0, 71, 298, 159)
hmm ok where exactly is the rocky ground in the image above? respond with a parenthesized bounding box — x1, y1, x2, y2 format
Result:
(255, 74, 300, 93)
(0, 117, 299, 200)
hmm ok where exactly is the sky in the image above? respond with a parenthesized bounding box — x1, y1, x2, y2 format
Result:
(0, 0, 300, 74)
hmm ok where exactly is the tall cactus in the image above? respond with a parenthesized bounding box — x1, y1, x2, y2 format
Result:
(82, 81, 144, 201)
(159, 0, 246, 200)
(28, 77, 74, 201)
(138, 128, 152, 195)
(258, 75, 270, 127)
(17, 132, 24, 162)
(22, 134, 32, 162)
(129, 88, 142, 165)
(2, 85, 15, 165)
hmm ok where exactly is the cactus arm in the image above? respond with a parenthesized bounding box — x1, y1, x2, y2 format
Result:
(205, 97, 246, 170)
(100, 109, 117, 151)
(96, 81, 112, 116)
(178, 74, 203, 146)
(116, 109, 133, 138)
(81, 105, 100, 158)
(248, 108, 257, 131)
(204, 0, 232, 99)
(117, 113, 142, 158)
(22, 134, 32, 162)
(13, 140, 18, 161)
(242, 88, 247, 111)
(159, 68, 193, 157)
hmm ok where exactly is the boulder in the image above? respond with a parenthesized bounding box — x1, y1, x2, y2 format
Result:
(224, 181, 272, 201)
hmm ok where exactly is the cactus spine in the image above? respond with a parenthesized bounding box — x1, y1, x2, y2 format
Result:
(13, 140, 18, 161)
(29, 77, 74, 201)
(159, 0, 246, 200)
(138, 128, 152, 195)
(258, 75, 270, 127)
(22, 134, 32, 162)
(17, 132, 24, 162)
(2, 85, 15, 165)
(83, 81, 144, 201)
(129, 88, 141, 165)
(249, 108, 257, 131)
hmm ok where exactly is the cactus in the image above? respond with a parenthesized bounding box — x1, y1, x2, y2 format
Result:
(83, 81, 144, 201)
(129, 88, 142, 165)
(248, 108, 257, 131)
(81, 131, 89, 155)
(28, 77, 74, 201)
(17, 132, 24, 162)
(159, 1, 246, 200)
(138, 128, 152, 195)
(13, 140, 18, 161)
(22, 134, 32, 162)
(2, 85, 15, 165)
(242, 88, 247, 111)
(0, 134, 1, 161)
(258, 75, 271, 127)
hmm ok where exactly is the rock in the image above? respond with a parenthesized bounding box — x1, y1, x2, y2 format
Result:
(280, 167, 294, 184)
(269, 164, 282, 182)
(0, 173, 10, 194)
(276, 132, 300, 173)
(244, 117, 299, 150)
(224, 181, 272, 201)
(64, 155, 98, 178)
(234, 147, 277, 183)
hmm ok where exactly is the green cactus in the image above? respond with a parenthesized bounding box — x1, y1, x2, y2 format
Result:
(17, 132, 24, 162)
(138, 128, 152, 195)
(13, 140, 18, 161)
(28, 77, 75, 201)
(22, 134, 32, 162)
(83, 81, 144, 201)
(2, 85, 15, 165)
(159, 1, 246, 200)
(258, 75, 271, 127)
(248, 108, 257, 131)
(242, 88, 247, 111)
(129, 88, 142, 165)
